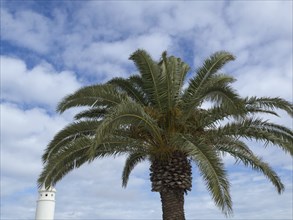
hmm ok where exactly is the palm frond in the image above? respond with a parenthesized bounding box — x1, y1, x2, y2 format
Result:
(122, 152, 147, 187)
(94, 135, 149, 157)
(244, 97, 293, 117)
(245, 108, 280, 117)
(159, 52, 190, 111)
(129, 49, 164, 110)
(128, 75, 150, 104)
(212, 118, 293, 155)
(128, 75, 144, 90)
(195, 106, 241, 129)
(173, 134, 232, 216)
(92, 100, 163, 158)
(215, 139, 284, 193)
(40, 135, 149, 188)
(108, 77, 147, 105)
(74, 108, 107, 120)
(57, 84, 126, 113)
(183, 51, 235, 105)
(182, 74, 241, 120)
(197, 101, 281, 130)
(159, 51, 173, 112)
(38, 137, 93, 188)
(202, 77, 240, 106)
(42, 120, 101, 163)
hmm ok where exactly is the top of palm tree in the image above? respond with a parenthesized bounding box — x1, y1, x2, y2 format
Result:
(39, 49, 293, 216)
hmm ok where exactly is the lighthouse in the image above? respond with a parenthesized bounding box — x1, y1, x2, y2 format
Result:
(35, 185, 56, 220)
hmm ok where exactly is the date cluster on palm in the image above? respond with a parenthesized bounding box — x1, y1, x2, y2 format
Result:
(150, 151, 192, 193)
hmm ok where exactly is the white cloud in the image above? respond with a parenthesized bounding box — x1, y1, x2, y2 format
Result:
(184, 169, 293, 219)
(233, 65, 292, 101)
(0, 102, 82, 218)
(231, 173, 292, 219)
(0, 103, 68, 181)
(1, 56, 81, 108)
(62, 33, 172, 80)
(1, 8, 53, 53)
(225, 1, 292, 41)
(189, 1, 292, 71)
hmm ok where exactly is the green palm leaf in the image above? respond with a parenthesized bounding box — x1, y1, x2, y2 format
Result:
(183, 74, 242, 120)
(108, 76, 147, 105)
(39, 136, 93, 188)
(213, 118, 293, 155)
(41, 135, 148, 188)
(175, 134, 232, 216)
(244, 96, 293, 116)
(93, 100, 163, 157)
(183, 51, 235, 106)
(215, 140, 284, 193)
(129, 50, 164, 111)
(74, 107, 107, 120)
(42, 120, 101, 162)
(57, 84, 126, 113)
(122, 152, 147, 187)
(159, 52, 190, 111)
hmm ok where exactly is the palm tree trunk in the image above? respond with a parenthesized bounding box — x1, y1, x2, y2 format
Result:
(150, 151, 191, 220)
(160, 189, 185, 220)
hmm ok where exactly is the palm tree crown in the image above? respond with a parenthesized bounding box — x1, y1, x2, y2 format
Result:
(39, 50, 293, 219)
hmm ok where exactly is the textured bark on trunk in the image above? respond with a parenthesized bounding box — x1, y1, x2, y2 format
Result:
(150, 151, 191, 220)
(160, 189, 185, 220)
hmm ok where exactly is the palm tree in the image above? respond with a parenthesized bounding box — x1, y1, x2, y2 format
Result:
(38, 50, 293, 220)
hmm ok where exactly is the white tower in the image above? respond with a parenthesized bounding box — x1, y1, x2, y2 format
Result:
(35, 185, 56, 220)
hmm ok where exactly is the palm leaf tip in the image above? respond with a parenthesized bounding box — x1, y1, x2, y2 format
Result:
(122, 152, 146, 188)
(245, 96, 293, 117)
(56, 95, 69, 113)
(129, 49, 147, 60)
(161, 51, 167, 59)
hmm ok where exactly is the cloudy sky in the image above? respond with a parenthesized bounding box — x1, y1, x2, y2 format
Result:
(1, 1, 292, 219)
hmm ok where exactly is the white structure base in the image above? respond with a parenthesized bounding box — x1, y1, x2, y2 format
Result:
(35, 186, 56, 220)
